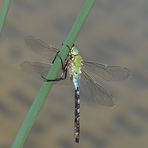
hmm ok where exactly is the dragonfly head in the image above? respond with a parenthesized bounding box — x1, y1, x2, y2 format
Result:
(70, 46, 79, 56)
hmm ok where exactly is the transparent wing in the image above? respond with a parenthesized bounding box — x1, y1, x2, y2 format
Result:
(20, 62, 114, 106)
(80, 69, 115, 107)
(20, 61, 71, 85)
(24, 36, 59, 60)
(20, 61, 51, 78)
(83, 61, 130, 81)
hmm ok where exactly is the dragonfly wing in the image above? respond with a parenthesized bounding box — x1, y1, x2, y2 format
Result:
(83, 60, 130, 81)
(20, 61, 71, 85)
(80, 69, 115, 107)
(20, 61, 51, 78)
(24, 36, 59, 60)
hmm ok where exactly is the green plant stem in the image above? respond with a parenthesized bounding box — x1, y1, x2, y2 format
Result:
(0, 0, 11, 32)
(12, 0, 95, 147)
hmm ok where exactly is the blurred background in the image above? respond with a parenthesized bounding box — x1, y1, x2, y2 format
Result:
(0, 0, 148, 147)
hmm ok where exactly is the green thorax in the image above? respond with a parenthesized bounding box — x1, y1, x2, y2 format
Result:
(72, 55, 83, 68)
(70, 54, 83, 79)
(69, 46, 83, 79)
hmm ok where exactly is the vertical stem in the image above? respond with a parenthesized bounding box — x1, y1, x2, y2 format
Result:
(12, 0, 95, 147)
(0, 0, 11, 32)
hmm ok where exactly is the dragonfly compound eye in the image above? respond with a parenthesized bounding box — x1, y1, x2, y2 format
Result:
(71, 46, 79, 55)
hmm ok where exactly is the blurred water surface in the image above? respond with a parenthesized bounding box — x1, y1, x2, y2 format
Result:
(0, 0, 148, 147)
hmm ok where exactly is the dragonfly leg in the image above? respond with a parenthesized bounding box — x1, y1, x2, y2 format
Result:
(52, 43, 74, 69)
(41, 44, 71, 82)
(52, 51, 59, 64)
(66, 44, 75, 51)
(66, 44, 71, 50)
(52, 51, 64, 70)
(41, 75, 63, 82)
(41, 67, 68, 82)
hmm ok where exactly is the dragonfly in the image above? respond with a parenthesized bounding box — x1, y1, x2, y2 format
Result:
(21, 36, 130, 143)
